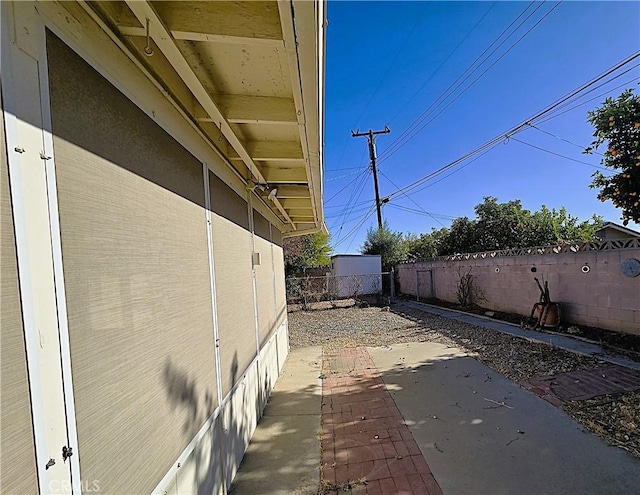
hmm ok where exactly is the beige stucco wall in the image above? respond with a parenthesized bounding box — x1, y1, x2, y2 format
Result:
(397, 248, 640, 335)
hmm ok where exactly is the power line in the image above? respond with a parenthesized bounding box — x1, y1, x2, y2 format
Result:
(378, 170, 447, 227)
(508, 137, 611, 172)
(379, 1, 563, 165)
(325, 203, 373, 220)
(334, 169, 373, 234)
(332, 206, 377, 249)
(325, 169, 369, 182)
(326, 165, 370, 172)
(382, 51, 639, 200)
(350, 14, 423, 128)
(535, 64, 640, 123)
(324, 168, 369, 204)
(537, 75, 640, 124)
(388, 1, 498, 125)
(378, 1, 555, 164)
(386, 203, 458, 220)
(526, 124, 604, 156)
(395, 146, 499, 199)
(324, 199, 374, 210)
(379, 1, 539, 161)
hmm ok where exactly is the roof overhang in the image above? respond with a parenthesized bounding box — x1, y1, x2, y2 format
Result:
(85, 0, 325, 235)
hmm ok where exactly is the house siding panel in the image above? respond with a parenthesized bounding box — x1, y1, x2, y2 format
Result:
(48, 32, 217, 494)
(253, 211, 276, 346)
(0, 91, 39, 495)
(273, 243, 287, 327)
(209, 172, 257, 395)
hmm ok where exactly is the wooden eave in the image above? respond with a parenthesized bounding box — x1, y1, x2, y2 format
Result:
(83, 0, 324, 234)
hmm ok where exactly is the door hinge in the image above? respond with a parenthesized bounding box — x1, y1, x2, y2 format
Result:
(62, 445, 73, 462)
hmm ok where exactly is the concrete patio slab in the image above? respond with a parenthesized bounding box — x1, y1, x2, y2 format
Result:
(369, 342, 640, 495)
(229, 347, 323, 495)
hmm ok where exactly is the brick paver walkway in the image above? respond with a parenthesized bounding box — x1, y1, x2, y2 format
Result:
(320, 348, 442, 495)
(522, 364, 640, 406)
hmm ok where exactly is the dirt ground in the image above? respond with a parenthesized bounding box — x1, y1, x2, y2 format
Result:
(288, 303, 640, 459)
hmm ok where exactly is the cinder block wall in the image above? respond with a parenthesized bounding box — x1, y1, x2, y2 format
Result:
(397, 248, 640, 335)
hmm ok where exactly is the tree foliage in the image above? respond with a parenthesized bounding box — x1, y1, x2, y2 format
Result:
(379, 197, 602, 265)
(404, 228, 449, 261)
(356, 198, 601, 268)
(586, 89, 640, 225)
(436, 197, 602, 254)
(283, 232, 331, 276)
(360, 222, 408, 270)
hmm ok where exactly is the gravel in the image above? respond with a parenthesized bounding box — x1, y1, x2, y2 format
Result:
(288, 301, 640, 458)
(289, 302, 599, 381)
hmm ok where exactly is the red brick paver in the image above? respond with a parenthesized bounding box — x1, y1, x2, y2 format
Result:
(521, 365, 640, 406)
(321, 348, 442, 495)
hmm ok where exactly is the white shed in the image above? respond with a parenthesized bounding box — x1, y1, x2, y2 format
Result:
(331, 254, 382, 297)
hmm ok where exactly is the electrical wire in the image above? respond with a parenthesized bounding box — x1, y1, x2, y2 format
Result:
(509, 137, 612, 172)
(325, 203, 374, 220)
(379, 1, 563, 165)
(345, 208, 378, 252)
(387, 203, 458, 220)
(335, 169, 372, 234)
(326, 166, 370, 171)
(534, 65, 640, 123)
(324, 168, 369, 204)
(388, 1, 498, 125)
(382, 51, 639, 200)
(536, 76, 640, 125)
(402, 146, 499, 198)
(324, 199, 374, 210)
(325, 168, 369, 182)
(350, 13, 424, 129)
(332, 206, 377, 249)
(378, 170, 447, 227)
(527, 124, 603, 155)
(379, 1, 539, 161)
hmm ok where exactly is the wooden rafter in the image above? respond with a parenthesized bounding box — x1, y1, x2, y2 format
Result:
(123, 0, 295, 229)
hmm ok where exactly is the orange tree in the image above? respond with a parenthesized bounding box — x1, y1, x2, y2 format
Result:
(586, 89, 640, 225)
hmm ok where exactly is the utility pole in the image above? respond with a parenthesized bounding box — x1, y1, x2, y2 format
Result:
(351, 126, 390, 230)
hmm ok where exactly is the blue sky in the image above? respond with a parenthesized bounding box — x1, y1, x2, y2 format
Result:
(323, 1, 640, 253)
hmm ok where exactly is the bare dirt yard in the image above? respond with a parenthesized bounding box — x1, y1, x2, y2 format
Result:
(288, 302, 640, 459)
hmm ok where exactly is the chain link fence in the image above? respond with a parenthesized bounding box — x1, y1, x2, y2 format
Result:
(286, 272, 394, 308)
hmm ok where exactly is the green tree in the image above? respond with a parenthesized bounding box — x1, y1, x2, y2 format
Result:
(404, 227, 448, 261)
(283, 232, 331, 276)
(361, 222, 408, 270)
(586, 89, 640, 225)
(420, 197, 602, 256)
(529, 205, 602, 245)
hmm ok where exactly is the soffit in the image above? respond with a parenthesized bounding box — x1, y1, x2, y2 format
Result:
(85, 0, 324, 233)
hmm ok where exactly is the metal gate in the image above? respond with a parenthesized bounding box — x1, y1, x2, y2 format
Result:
(416, 269, 434, 301)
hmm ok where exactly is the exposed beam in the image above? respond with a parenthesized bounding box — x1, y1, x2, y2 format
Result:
(124, 0, 294, 229)
(195, 95, 297, 125)
(261, 165, 306, 183)
(277, 0, 318, 224)
(117, 1, 283, 46)
(279, 198, 313, 209)
(229, 141, 304, 162)
(283, 223, 319, 237)
(117, 26, 284, 47)
(272, 185, 310, 198)
(287, 209, 317, 218)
